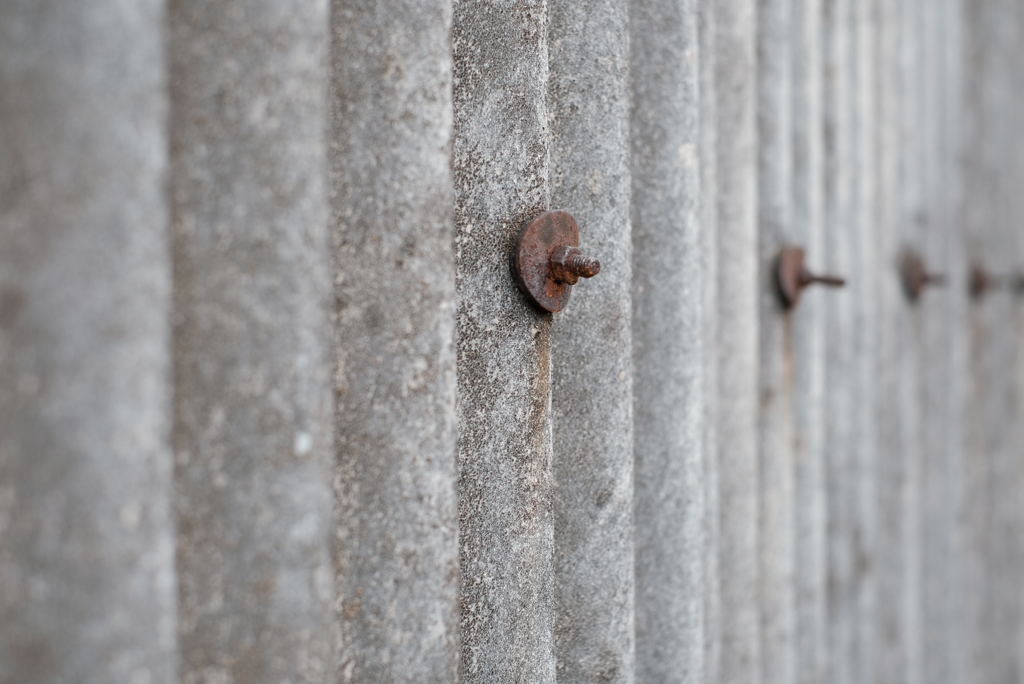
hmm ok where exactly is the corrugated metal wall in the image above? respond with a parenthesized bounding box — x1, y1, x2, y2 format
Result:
(1, 0, 1021, 682)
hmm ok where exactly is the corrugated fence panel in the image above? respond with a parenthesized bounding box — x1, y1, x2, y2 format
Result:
(999, 5, 1024, 680)
(714, 1, 761, 682)
(851, 2, 879, 682)
(1006, 8, 1024, 682)
(898, 0, 926, 680)
(791, 1, 828, 682)
(938, 3, 969, 682)
(822, 1, 858, 682)
(698, 1, 721, 682)
(873, 0, 913, 681)
(168, 1, 336, 681)
(963, 5, 1004, 680)
(756, 0, 797, 682)
(851, 1, 881, 682)
(1011, 7, 1024, 674)
(0, 2, 177, 682)
(451, 0, 555, 680)
(548, 0, 636, 681)
(328, 0, 460, 681)
(6, 0, 1024, 682)
(919, 0, 961, 682)
(629, 0, 705, 682)
(964, 2, 1024, 682)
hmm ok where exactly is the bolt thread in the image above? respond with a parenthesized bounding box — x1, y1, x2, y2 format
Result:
(801, 269, 845, 288)
(566, 253, 600, 278)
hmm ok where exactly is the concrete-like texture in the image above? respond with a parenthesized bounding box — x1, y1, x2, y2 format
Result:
(918, 1, 963, 683)
(328, 1, 460, 682)
(0, 2, 177, 683)
(963, 1, 1024, 682)
(548, 0, 635, 681)
(629, 1, 705, 682)
(897, 4, 927, 682)
(821, 2, 859, 683)
(850, 2, 880, 682)
(755, 2, 796, 683)
(1002, 7, 1024, 678)
(891, 1, 926, 682)
(871, 0, 921, 681)
(714, 0, 761, 682)
(962, 5, 996, 680)
(790, 2, 828, 683)
(5, 2, 1024, 683)
(698, 2, 721, 683)
(451, 1, 555, 680)
(168, 2, 336, 682)
(934, 4, 968, 683)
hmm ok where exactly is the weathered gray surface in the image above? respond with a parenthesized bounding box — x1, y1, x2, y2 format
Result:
(168, 1, 336, 682)
(917, 1, 961, 683)
(1002, 8, 1024, 672)
(849, 2, 879, 682)
(997, 5, 1024, 682)
(961, 6, 997, 681)
(899, 2, 926, 682)
(329, 1, 460, 682)
(630, 0, 704, 682)
(821, 2, 858, 683)
(0, 2, 177, 683)
(898, 4, 926, 682)
(698, 2, 721, 683)
(755, 1, 796, 682)
(714, 1, 761, 682)
(962, 1, 1024, 682)
(935, 4, 968, 683)
(451, 0, 555, 680)
(790, 1, 828, 682)
(548, 0, 635, 681)
(872, 0, 921, 681)
(5, 2, 1024, 683)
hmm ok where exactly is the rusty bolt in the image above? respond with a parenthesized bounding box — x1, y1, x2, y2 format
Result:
(514, 211, 600, 313)
(775, 246, 845, 309)
(550, 245, 600, 285)
(900, 250, 946, 302)
(969, 264, 1024, 299)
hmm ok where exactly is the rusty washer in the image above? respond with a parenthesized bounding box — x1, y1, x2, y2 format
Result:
(900, 250, 946, 302)
(514, 210, 600, 313)
(775, 246, 845, 309)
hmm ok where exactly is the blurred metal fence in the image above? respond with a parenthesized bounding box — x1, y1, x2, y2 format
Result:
(1, 0, 1021, 682)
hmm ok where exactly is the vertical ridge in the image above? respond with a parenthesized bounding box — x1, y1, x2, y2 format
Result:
(0, 2, 177, 682)
(714, 0, 761, 681)
(630, 0, 705, 681)
(451, 0, 555, 679)
(168, 1, 336, 680)
(329, 0, 460, 680)
(549, 0, 636, 680)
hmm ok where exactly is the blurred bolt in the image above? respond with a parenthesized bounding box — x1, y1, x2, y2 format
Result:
(969, 264, 1024, 299)
(775, 246, 845, 309)
(900, 250, 946, 303)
